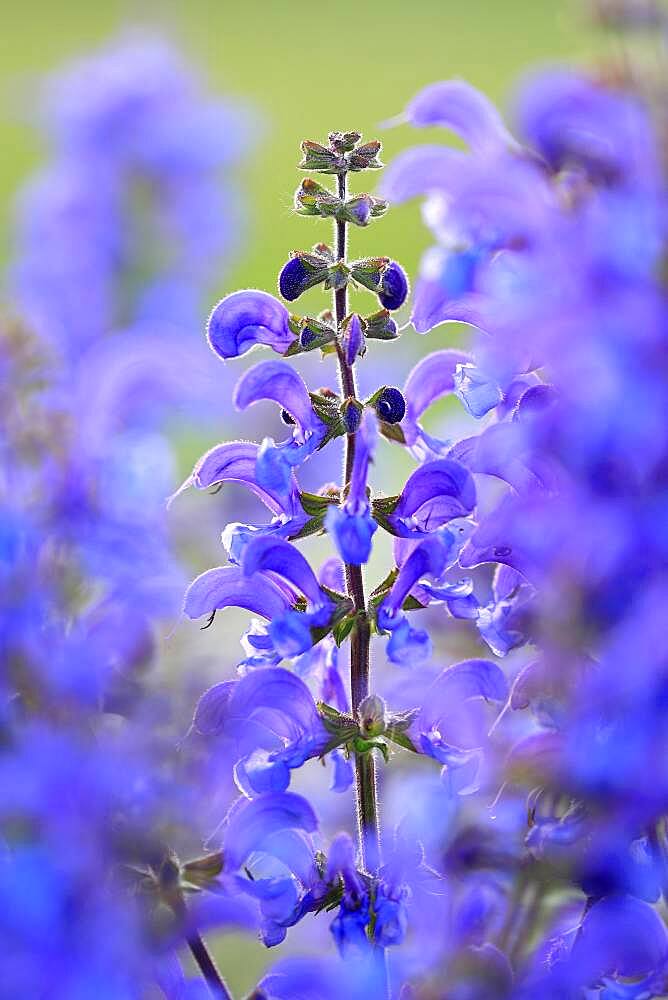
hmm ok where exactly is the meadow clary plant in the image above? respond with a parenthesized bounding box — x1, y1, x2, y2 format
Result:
(176, 52, 668, 1000)
(175, 129, 512, 997)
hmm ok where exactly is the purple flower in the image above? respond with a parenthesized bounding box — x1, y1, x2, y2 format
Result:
(401, 348, 472, 457)
(383, 458, 476, 537)
(193, 669, 329, 795)
(326, 833, 371, 954)
(233, 360, 327, 495)
(376, 534, 457, 666)
(207, 290, 295, 360)
(400, 79, 519, 155)
(241, 536, 337, 656)
(411, 659, 508, 794)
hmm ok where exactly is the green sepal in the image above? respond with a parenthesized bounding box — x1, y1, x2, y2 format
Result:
(181, 852, 225, 890)
(294, 178, 338, 218)
(352, 736, 389, 762)
(298, 140, 343, 174)
(313, 242, 335, 262)
(299, 490, 339, 517)
(285, 316, 337, 356)
(346, 140, 383, 172)
(329, 130, 362, 153)
(385, 729, 419, 754)
(379, 420, 406, 445)
(350, 257, 389, 292)
(312, 881, 345, 914)
(385, 708, 420, 754)
(288, 515, 327, 541)
(288, 313, 303, 336)
(332, 613, 357, 647)
(325, 261, 350, 292)
(364, 309, 399, 341)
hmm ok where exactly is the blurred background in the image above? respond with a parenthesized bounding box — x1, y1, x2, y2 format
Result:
(0, 2, 603, 994)
(0, 0, 597, 287)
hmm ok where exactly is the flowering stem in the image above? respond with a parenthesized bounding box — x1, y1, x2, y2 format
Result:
(170, 888, 233, 1000)
(333, 169, 382, 882)
(187, 930, 234, 1000)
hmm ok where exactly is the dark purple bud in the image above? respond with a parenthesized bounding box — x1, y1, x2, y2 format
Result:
(278, 254, 328, 302)
(378, 261, 409, 311)
(300, 326, 318, 348)
(375, 387, 406, 424)
(279, 257, 311, 301)
(341, 314, 364, 366)
(342, 398, 362, 434)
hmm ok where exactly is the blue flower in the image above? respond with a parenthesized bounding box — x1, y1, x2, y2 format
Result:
(192, 669, 329, 795)
(241, 536, 338, 656)
(233, 360, 327, 496)
(385, 459, 476, 537)
(377, 534, 457, 665)
(411, 659, 508, 794)
(325, 410, 378, 565)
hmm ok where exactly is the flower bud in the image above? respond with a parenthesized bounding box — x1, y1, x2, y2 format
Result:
(363, 309, 399, 342)
(350, 256, 390, 292)
(344, 195, 373, 226)
(329, 130, 362, 153)
(378, 261, 409, 311)
(347, 139, 383, 171)
(371, 386, 406, 424)
(294, 178, 340, 218)
(358, 694, 387, 737)
(279, 253, 329, 302)
(340, 314, 365, 365)
(298, 139, 342, 174)
(341, 398, 363, 434)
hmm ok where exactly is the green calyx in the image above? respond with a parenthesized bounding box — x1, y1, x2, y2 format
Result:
(298, 134, 383, 175)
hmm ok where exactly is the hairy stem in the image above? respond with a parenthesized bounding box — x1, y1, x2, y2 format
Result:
(333, 163, 389, 998)
(170, 890, 233, 1000)
(333, 168, 382, 877)
(187, 930, 234, 1000)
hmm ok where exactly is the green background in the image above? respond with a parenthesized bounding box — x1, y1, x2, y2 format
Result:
(0, 1, 599, 993)
(0, 0, 597, 294)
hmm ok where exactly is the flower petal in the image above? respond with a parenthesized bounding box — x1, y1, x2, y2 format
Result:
(183, 565, 292, 620)
(379, 145, 469, 203)
(379, 535, 453, 622)
(390, 459, 476, 534)
(233, 360, 321, 433)
(178, 440, 296, 515)
(207, 289, 295, 360)
(403, 349, 472, 442)
(223, 792, 318, 872)
(404, 80, 518, 154)
(241, 536, 327, 609)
